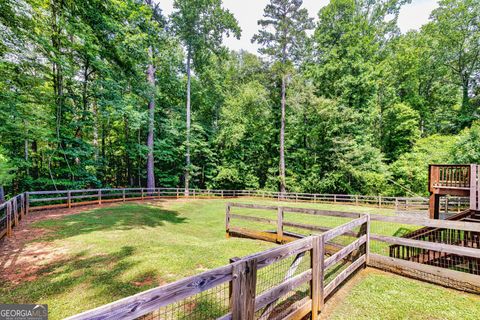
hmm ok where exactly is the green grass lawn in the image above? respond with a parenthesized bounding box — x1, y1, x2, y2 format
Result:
(327, 269, 480, 320)
(0, 198, 477, 319)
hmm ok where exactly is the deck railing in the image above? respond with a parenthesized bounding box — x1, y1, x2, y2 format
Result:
(430, 165, 471, 189)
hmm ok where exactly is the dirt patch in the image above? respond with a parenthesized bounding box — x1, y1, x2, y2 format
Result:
(0, 202, 127, 285)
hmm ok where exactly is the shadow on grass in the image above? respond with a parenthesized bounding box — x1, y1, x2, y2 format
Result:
(32, 204, 188, 241)
(0, 246, 161, 309)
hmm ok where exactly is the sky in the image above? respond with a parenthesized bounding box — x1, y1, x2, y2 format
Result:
(158, 0, 439, 53)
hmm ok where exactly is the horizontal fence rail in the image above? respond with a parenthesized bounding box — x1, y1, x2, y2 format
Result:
(0, 187, 437, 242)
(227, 203, 480, 293)
(66, 204, 369, 320)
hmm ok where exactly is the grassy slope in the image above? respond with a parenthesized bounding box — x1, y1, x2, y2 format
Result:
(0, 199, 477, 319)
(328, 270, 480, 320)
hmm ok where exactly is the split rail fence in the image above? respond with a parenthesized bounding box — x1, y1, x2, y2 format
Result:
(0, 188, 469, 243)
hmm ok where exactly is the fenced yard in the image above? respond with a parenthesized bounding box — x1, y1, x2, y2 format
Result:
(0, 195, 479, 319)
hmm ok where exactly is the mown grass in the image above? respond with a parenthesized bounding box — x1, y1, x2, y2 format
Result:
(0, 198, 477, 319)
(328, 270, 480, 320)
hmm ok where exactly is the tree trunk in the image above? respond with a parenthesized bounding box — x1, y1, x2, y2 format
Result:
(24, 138, 29, 176)
(92, 100, 99, 161)
(279, 74, 287, 195)
(0, 186, 4, 204)
(461, 77, 470, 125)
(185, 49, 192, 196)
(146, 47, 156, 190)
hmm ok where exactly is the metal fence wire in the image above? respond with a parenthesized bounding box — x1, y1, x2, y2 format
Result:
(139, 282, 230, 320)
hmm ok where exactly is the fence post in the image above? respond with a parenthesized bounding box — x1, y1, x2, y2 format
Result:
(98, 190, 102, 205)
(122, 189, 126, 202)
(355, 195, 359, 206)
(378, 195, 381, 208)
(366, 214, 371, 265)
(226, 203, 231, 238)
(67, 191, 72, 208)
(395, 198, 399, 212)
(276, 207, 284, 243)
(222, 190, 224, 199)
(20, 193, 25, 219)
(228, 257, 241, 306)
(13, 199, 18, 226)
(176, 188, 179, 199)
(319, 235, 325, 311)
(334, 194, 337, 204)
(6, 201, 12, 237)
(231, 259, 257, 320)
(25, 192, 29, 215)
(313, 194, 317, 203)
(193, 189, 196, 199)
(311, 236, 322, 319)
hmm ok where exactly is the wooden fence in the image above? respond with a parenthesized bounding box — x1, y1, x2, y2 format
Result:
(24, 188, 432, 212)
(0, 187, 471, 243)
(226, 203, 480, 292)
(66, 213, 369, 320)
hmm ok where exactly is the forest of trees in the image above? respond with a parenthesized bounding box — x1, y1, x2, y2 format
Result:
(0, 0, 479, 201)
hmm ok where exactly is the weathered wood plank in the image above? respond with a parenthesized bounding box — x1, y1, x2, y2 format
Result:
(259, 252, 307, 319)
(324, 255, 366, 298)
(228, 226, 299, 244)
(228, 202, 279, 211)
(368, 254, 480, 293)
(232, 259, 257, 320)
(282, 207, 360, 218)
(255, 270, 312, 311)
(311, 237, 320, 320)
(323, 216, 368, 242)
(371, 234, 480, 259)
(324, 235, 367, 270)
(369, 214, 480, 232)
(277, 207, 284, 243)
(280, 298, 312, 320)
(65, 263, 234, 320)
(229, 213, 276, 225)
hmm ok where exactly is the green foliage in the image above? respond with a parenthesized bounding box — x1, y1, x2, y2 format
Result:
(382, 103, 421, 161)
(390, 135, 457, 196)
(0, 0, 479, 197)
(453, 121, 480, 164)
(0, 148, 15, 185)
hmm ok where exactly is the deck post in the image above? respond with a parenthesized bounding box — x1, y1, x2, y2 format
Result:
(470, 164, 477, 211)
